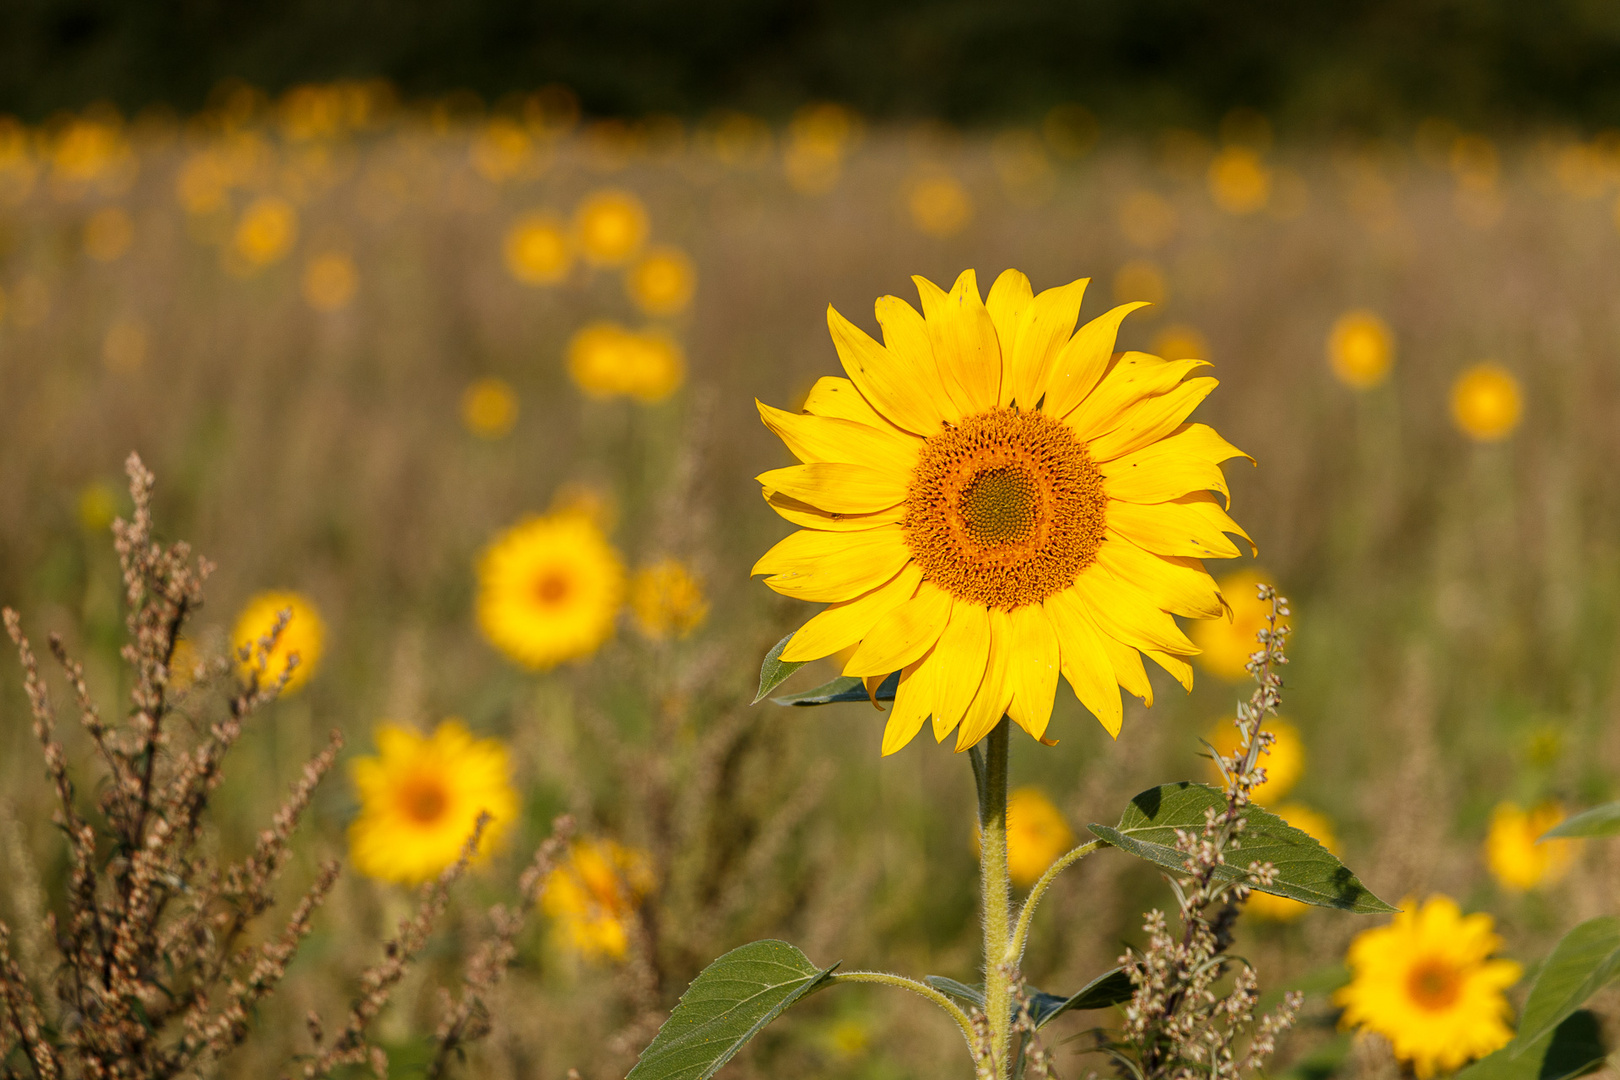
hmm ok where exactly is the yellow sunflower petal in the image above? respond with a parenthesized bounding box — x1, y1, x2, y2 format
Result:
(875, 295, 968, 423)
(881, 654, 934, 755)
(827, 306, 946, 436)
(1086, 376, 1219, 462)
(1106, 494, 1253, 559)
(1007, 278, 1089, 410)
(1143, 649, 1194, 691)
(779, 562, 923, 662)
(763, 490, 907, 532)
(1006, 604, 1061, 741)
(928, 601, 991, 742)
(1099, 424, 1250, 507)
(914, 271, 1001, 411)
(1064, 354, 1210, 440)
(986, 270, 1034, 406)
(802, 375, 904, 432)
(1072, 565, 1198, 655)
(1096, 536, 1224, 619)
(956, 607, 1016, 750)
(757, 401, 921, 468)
(752, 526, 911, 601)
(842, 580, 953, 676)
(1097, 627, 1154, 706)
(1040, 302, 1149, 417)
(756, 462, 907, 514)
(1043, 589, 1124, 737)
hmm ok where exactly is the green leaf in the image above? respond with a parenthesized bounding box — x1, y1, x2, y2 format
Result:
(923, 975, 985, 1007)
(1033, 968, 1135, 1028)
(754, 633, 805, 704)
(769, 670, 898, 706)
(1457, 1011, 1607, 1080)
(1088, 782, 1395, 914)
(626, 940, 837, 1080)
(1542, 801, 1620, 840)
(1512, 916, 1620, 1054)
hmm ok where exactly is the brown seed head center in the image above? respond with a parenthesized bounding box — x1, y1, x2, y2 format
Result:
(1404, 958, 1462, 1012)
(533, 569, 571, 606)
(400, 775, 450, 825)
(902, 407, 1107, 609)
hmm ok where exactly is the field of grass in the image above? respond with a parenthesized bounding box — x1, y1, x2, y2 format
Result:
(3, 88, 1620, 1078)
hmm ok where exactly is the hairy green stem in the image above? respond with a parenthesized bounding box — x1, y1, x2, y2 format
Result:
(1009, 839, 1102, 966)
(978, 719, 1013, 1079)
(824, 971, 977, 1049)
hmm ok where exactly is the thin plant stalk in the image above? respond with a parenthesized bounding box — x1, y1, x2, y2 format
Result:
(978, 719, 1013, 1080)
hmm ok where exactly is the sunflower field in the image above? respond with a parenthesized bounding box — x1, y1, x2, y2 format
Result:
(4, 83, 1620, 1080)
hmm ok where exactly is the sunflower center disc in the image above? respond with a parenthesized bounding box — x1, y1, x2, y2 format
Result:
(1404, 959, 1462, 1011)
(902, 407, 1106, 609)
(401, 777, 449, 824)
(533, 570, 571, 606)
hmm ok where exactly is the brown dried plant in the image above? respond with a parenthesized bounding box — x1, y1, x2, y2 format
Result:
(0, 454, 567, 1080)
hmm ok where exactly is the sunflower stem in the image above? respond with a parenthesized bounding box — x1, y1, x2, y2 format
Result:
(978, 718, 1014, 1080)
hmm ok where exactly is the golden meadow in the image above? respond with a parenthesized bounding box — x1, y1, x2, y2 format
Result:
(3, 81, 1620, 1077)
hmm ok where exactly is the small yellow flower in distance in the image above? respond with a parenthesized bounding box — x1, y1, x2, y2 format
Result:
(624, 331, 685, 403)
(1247, 803, 1336, 921)
(476, 513, 626, 669)
(1004, 787, 1076, 887)
(469, 117, 532, 182)
(1118, 190, 1179, 250)
(102, 317, 148, 373)
(906, 172, 973, 238)
(1151, 324, 1208, 362)
(1206, 717, 1304, 806)
(626, 246, 696, 316)
(540, 837, 655, 961)
(567, 323, 685, 403)
(1208, 147, 1272, 214)
(630, 558, 710, 641)
(231, 590, 325, 694)
(574, 189, 649, 265)
(302, 251, 357, 310)
(349, 720, 518, 885)
(826, 1018, 871, 1058)
(166, 637, 202, 693)
(1485, 801, 1575, 892)
(1112, 259, 1166, 306)
(84, 206, 134, 262)
(77, 480, 118, 532)
(1327, 310, 1395, 389)
(232, 196, 298, 267)
(1451, 363, 1523, 441)
(783, 102, 858, 195)
(176, 152, 230, 215)
(1190, 569, 1281, 681)
(504, 212, 572, 284)
(1335, 896, 1522, 1078)
(461, 377, 519, 439)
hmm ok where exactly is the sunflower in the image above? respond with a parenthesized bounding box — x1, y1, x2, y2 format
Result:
(1484, 801, 1575, 892)
(477, 512, 626, 669)
(630, 558, 710, 641)
(1190, 569, 1282, 681)
(231, 590, 325, 694)
(348, 720, 517, 885)
(999, 786, 1075, 887)
(540, 837, 656, 961)
(1335, 895, 1521, 1078)
(752, 270, 1251, 754)
(1327, 310, 1394, 389)
(1246, 803, 1335, 921)
(574, 189, 648, 266)
(1205, 715, 1304, 805)
(626, 246, 696, 316)
(1451, 363, 1523, 441)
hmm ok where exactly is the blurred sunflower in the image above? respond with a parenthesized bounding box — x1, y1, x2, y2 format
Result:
(1327, 310, 1394, 389)
(1485, 801, 1575, 891)
(630, 558, 709, 641)
(461, 377, 519, 438)
(1451, 363, 1523, 441)
(302, 251, 357, 310)
(1205, 716, 1303, 805)
(76, 480, 118, 532)
(753, 269, 1250, 754)
(574, 189, 648, 265)
(504, 212, 572, 284)
(1207, 147, 1272, 214)
(1335, 896, 1521, 1078)
(232, 195, 298, 268)
(348, 720, 517, 885)
(995, 786, 1075, 887)
(1189, 569, 1280, 681)
(1247, 803, 1335, 920)
(626, 246, 696, 315)
(540, 837, 656, 961)
(906, 172, 973, 238)
(167, 637, 202, 694)
(477, 513, 626, 669)
(231, 590, 325, 694)
(566, 322, 685, 403)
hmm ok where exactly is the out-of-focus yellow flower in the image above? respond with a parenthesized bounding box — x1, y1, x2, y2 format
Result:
(51, 119, 132, 188)
(783, 103, 858, 195)
(1118, 189, 1178, 249)
(1247, 803, 1336, 921)
(1151, 324, 1208, 362)
(101, 317, 148, 373)
(1002, 787, 1075, 887)
(1042, 103, 1099, 159)
(1327, 310, 1394, 389)
(1191, 569, 1281, 681)
(826, 1018, 871, 1059)
(476, 513, 626, 669)
(504, 212, 572, 284)
(991, 129, 1055, 206)
(1451, 364, 1522, 441)
(175, 152, 230, 215)
(1485, 801, 1575, 892)
(1112, 259, 1166, 306)
(1206, 716, 1304, 806)
(0, 119, 37, 206)
(167, 637, 202, 693)
(566, 323, 685, 403)
(302, 252, 357, 311)
(1208, 147, 1271, 214)
(906, 172, 973, 238)
(77, 480, 119, 532)
(626, 246, 695, 316)
(84, 206, 133, 261)
(470, 118, 533, 182)
(349, 720, 518, 885)
(232, 196, 298, 268)
(630, 558, 709, 641)
(1335, 896, 1521, 1079)
(461, 377, 519, 439)
(541, 837, 655, 961)
(231, 590, 325, 694)
(574, 189, 648, 266)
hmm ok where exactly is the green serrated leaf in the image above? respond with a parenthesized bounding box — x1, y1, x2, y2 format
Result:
(626, 940, 837, 1080)
(770, 670, 898, 706)
(1542, 801, 1620, 840)
(1033, 968, 1135, 1029)
(1457, 1010, 1607, 1080)
(1511, 916, 1620, 1054)
(923, 975, 985, 1007)
(1088, 782, 1395, 914)
(754, 633, 806, 704)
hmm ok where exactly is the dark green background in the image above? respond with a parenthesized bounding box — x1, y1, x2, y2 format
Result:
(6, 0, 1620, 130)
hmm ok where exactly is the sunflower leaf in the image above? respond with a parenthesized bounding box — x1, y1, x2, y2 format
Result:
(1456, 1010, 1607, 1080)
(754, 633, 805, 704)
(1510, 916, 1620, 1055)
(626, 940, 837, 1080)
(1542, 801, 1620, 840)
(923, 975, 985, 1006)
(770, 670, 899, 706)
(1033, 968, 1136, 1028)
(1088, 782, 1395, 914)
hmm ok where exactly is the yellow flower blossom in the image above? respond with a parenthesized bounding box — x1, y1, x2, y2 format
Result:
(231, 590, 325, 694)
(1327, 310, 1395, 389)
(1206, 716, 1304, 806)
(906, 172, 973, 238)
(1485, 801, 1575, 891)
(1190, 569, 1282, 681)
(1208, 147, 1272, 214)
(630, 558, 710, 641)
(232, 196, 298, 268)
(302, 252, 357, 310)
(575, 189, 649, 265)
(626, 246, 696, 316)
(461, 377, 519, 439)
(504, 212, 572, 284)
(1451, 363, 1523, 441)
(476, 513, 626, 669)
(541, 837, 655, 961)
